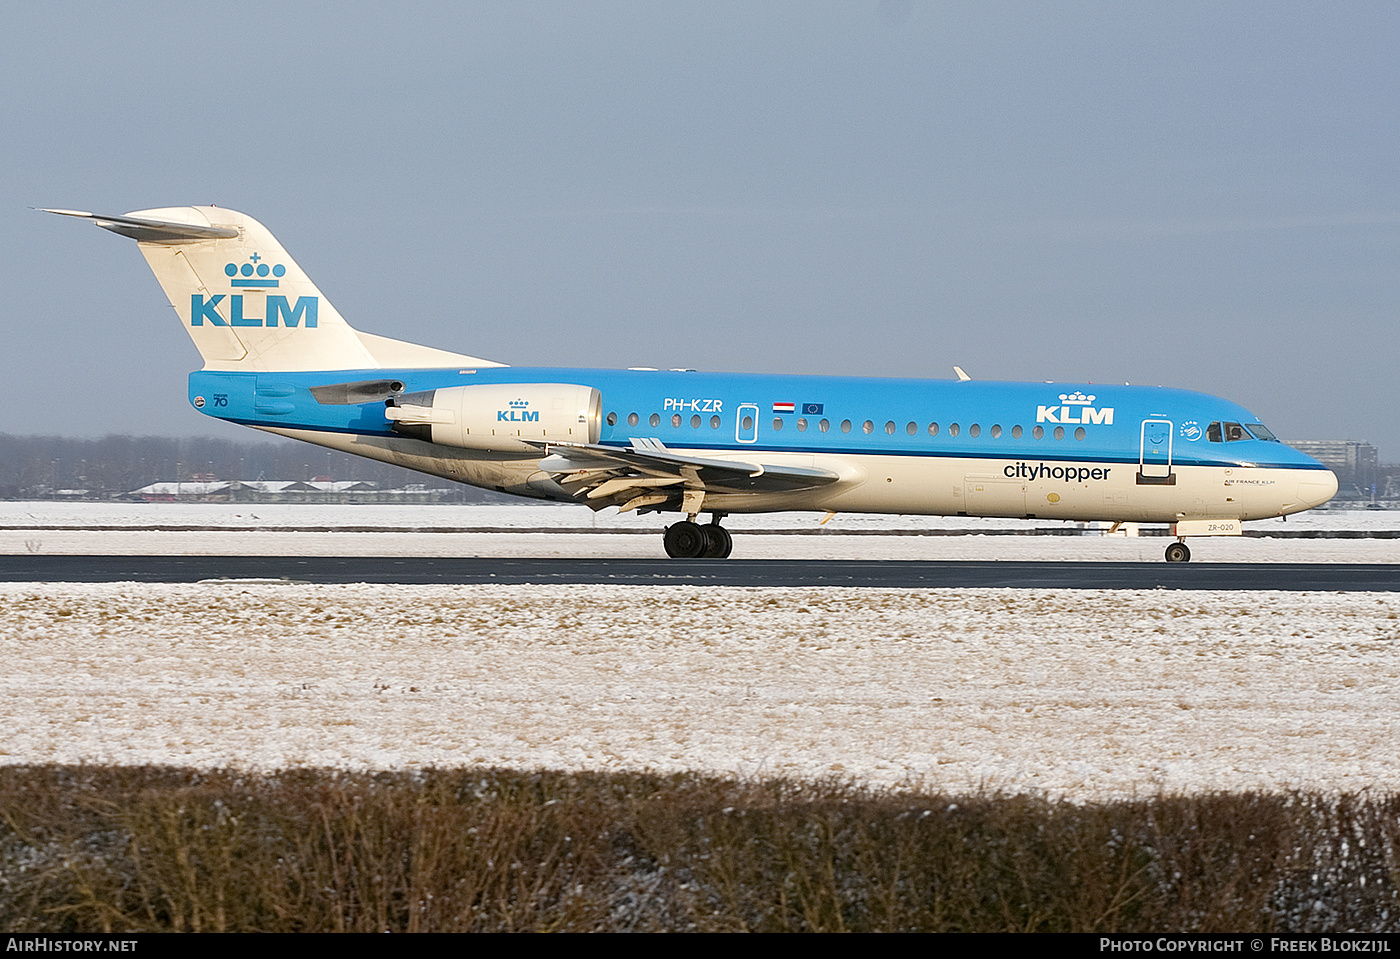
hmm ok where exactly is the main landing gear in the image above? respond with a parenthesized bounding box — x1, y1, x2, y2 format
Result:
(1164, 541, 1192, 563)
(663, 517, 733, 559)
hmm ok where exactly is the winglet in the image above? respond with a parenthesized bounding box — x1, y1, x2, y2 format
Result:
(953, 366, 971, 381)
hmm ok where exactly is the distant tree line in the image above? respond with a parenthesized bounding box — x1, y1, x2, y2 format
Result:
(0, 434, 505, 501)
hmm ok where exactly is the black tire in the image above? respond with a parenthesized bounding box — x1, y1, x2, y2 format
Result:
(1164, 542, 1191, 563)
(702, 524, 733, 559)
(664, 521, 708, 558)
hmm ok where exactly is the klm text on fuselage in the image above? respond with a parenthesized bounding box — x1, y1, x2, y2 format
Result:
(1035, 404, 1113, 425)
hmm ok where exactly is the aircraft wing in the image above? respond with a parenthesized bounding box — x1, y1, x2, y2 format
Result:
(535, 437, 839, 511)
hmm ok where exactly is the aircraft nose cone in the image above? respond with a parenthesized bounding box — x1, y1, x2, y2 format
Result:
(1297, 470, 1339, 509)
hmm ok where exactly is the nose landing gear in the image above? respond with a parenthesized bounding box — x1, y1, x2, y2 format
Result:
(663, 516, 733, 558)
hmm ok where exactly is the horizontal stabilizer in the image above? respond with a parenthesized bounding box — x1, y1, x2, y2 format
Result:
(40, 208, 240, 242)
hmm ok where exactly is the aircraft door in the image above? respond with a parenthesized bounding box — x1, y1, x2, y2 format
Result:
(1138, 418, 1176, 485)
(736, 403, 759, 444)
(965, 474, 1027, 517)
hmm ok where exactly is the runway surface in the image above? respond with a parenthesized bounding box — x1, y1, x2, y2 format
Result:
(2, 555, 1397, 589)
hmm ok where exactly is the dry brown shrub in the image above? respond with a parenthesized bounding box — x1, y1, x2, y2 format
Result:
(1, 766, 1397, 933)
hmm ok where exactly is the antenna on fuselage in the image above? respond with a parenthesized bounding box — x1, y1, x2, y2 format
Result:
(953, 366, 971, 381)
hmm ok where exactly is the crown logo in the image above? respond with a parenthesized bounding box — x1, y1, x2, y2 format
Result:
(509, 399, 530, 409)
(224, 253, 286, 288)
(1059, 391, 1096, 406)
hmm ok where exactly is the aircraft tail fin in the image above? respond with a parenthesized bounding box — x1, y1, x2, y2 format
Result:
(43, 207, 501, 373)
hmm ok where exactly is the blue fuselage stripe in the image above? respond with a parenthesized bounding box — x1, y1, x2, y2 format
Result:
(188, 366, 1330, 472)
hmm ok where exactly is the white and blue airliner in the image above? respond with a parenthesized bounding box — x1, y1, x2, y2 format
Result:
(46, 206, 1338, 562)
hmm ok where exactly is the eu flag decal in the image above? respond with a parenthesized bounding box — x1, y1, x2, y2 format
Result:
(802, 403, 824, 415)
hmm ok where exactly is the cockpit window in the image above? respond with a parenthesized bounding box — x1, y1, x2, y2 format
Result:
(1207, 421, 1253, 442)
(1244, 423, 1279, 442)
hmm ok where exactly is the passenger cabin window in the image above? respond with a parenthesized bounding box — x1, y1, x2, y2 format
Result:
(649, 413, 660, 427)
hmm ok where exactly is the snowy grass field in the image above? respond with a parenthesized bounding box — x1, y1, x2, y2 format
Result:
(5, 581, 1400, 800)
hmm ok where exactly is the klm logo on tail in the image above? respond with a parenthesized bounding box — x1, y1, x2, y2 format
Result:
(191, 294, 318, 328)
(192, 256, 317, 328)
(225, 254, 285, 288)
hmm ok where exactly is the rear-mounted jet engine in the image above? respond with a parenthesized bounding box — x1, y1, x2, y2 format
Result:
(385, 383, 601, 453)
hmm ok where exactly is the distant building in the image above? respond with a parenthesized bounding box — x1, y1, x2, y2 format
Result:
(1380, 466, 1400, 500)
(125, 479, 465, 504)
(132, 480, 377, 503)
(1285, 441, 1380, 496)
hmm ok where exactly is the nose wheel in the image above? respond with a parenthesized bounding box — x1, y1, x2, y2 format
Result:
(1164, 541, 1191, 563)
(663, 519, 733, 558)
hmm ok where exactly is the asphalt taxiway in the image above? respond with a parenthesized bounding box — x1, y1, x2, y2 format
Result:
(0, 555, 1396, 590)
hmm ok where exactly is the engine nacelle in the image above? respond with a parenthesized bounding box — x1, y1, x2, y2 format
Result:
(385, 383, 601, 452)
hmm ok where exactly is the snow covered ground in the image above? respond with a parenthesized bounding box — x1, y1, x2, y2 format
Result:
(3, 582, 1398, 799)
(4, 500, 1396, 531)
(2, 502, 1398, 798)
(2, 502, 1398, 562)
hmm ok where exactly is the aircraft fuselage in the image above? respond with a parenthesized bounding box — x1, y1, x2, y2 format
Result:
(192, 366, 1336, 525)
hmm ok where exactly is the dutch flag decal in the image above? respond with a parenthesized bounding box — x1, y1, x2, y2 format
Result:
(772, 401, 796, 414)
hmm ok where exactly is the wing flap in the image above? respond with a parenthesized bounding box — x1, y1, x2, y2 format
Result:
(536, 439, 839, 499)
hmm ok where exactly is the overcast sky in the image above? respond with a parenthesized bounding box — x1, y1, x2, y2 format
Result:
(3, 2, 1397, 457)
